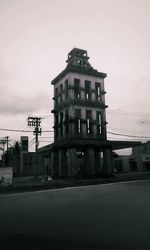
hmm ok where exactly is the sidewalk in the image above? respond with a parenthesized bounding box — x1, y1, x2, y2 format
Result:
(1, 172, 150, 194)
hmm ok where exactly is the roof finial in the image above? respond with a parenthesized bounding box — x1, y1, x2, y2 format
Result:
(66, 48, 92, 68)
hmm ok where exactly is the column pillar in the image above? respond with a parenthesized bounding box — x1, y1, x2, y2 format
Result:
(51, 151, 54, 177)
(86, 148, 95, 176)
(103, 146, 113, 176)
(67, 148, 76, 176)
(58, 150, 62, 177)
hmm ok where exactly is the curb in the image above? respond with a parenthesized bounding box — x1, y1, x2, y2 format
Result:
(1, 174, 150, 195)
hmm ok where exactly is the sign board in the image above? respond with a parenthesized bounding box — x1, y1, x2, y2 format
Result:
(0, 167, 13, 187)
(20, 136, 28, 152)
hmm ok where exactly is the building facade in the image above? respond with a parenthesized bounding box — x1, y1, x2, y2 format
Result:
(51, 48, 113, 177)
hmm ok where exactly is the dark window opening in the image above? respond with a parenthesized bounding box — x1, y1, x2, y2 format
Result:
(55, 87, 58, 105)
(86, 110, 92, 134)
(85, 80, 91, 100)
(75, 109, 81, 133)
(65, 79, 69, 99)
(96, 111, 102, 134)
(130, 160, 137, 171)
(60, 112, 63, 136)
(60, 84, 63, 102)
(77, 59, 82, 65)
(55, 114, 58, 138)
(76, 150, 85, 158)
(65, 110, 69, 134)
(74, 79, 80, 98)
(83, 61, 87, 67)
(95, 82, 101, 101)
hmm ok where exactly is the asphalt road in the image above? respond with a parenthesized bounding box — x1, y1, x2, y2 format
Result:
(0, 180, 150, 250)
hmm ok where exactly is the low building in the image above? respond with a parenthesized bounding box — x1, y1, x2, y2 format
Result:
(113, 141, 150, 173)
(132, 141, 150, 171)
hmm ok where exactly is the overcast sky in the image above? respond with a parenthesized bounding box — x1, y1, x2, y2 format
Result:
(0, 0, 150, 155)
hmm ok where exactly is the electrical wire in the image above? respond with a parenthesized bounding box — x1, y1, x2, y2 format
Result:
(28, 142, 35, 149)
(0, 128, 33, 132)
(29, 137, 35, 146)
(108, 131, 150, 139)
(0, 128, 149, 139)
(42, 130, 54, 133)
(39, 140, 54, 143)
(107, 109, 150, 117)
(0, 128, 53, 133)
(39, 136, 54, 139)
(42, 114, 53, 119)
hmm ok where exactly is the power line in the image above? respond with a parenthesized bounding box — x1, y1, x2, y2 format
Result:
(42, 114, 53, 119)
(108, 127, 146, 134)
(28, 141, 35, 149)
(29, 137, 35, 146)
(107, 109, 150, 117)
(40, 136, 54, 138)
(0, 128, 54, 133)
(39, 140, 54, 143)
(1, 127, 149, 139)
(42, 130, 54, 133)
(108, 131, 150, 139)
(9, 119, 30, 140)
(0, 128, 33, 132)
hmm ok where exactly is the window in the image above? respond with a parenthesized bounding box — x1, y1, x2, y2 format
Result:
(86, 110, 92, 134)
(74, 79, 80, 98)
(60, 112, 64, 136)
(76, 150, 84, 158)
(75, 109, 81, 133)
(55, 87, 58, 105)
(77, 59, 82, 65)
(95, 82, 101, 101)
(55, 114, 58, 138)
(100, 151, 103, 159)
(96, 111, 102, 134)
(65, 110, 69, 134)
(60, 84, 63, 102)
(65, 79, 69, 99)
(85, 81, 91, 100)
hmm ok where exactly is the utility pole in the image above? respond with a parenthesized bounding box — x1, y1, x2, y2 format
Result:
(28, 116, 42, 177)
(1, 140, 5, 153)
(0, 139, 6, 167)
(5, 136, 9, 152)
(5, 136, 9, 166)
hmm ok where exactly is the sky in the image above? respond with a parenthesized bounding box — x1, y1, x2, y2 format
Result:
(0, 0, 150, 155)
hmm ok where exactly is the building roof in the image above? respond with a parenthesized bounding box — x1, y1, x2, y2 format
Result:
(38, 140, 141, 153)
(109, 140, 142, 150)
(51, 48, 107, 85)
(66, 48, 89, 61)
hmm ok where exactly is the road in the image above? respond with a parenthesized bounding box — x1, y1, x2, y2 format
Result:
(0, 180, 150, 249)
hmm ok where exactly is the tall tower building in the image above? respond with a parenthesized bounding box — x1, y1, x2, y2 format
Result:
(51, 48, 113, 177)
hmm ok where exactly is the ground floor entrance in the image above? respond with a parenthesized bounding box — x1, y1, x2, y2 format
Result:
(52, 146, 113, 178)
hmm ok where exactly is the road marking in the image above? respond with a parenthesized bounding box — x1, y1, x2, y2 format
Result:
(0, 178, 150, 198)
